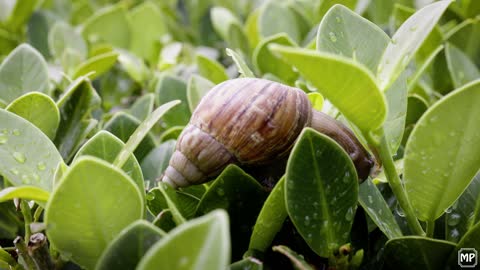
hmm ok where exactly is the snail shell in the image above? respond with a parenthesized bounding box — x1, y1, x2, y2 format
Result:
(162, 78, 373, 188)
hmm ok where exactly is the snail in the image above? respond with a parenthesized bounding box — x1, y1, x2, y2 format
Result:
(161, 78, 374, 188)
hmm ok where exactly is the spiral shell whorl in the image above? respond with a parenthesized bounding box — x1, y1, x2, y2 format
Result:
(162, 78, 312, 187)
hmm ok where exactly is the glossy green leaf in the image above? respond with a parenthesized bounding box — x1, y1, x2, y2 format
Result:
(196, 54, 229, 84)
(137, 210, 230, 270)
(0, 186, 49, 203)
(127, 2, 165, 63)
(156, 182, 187, 225)
(104, 112, 156, 162)
(141, 140, 176, 182)
(259, 2, 302, 43)
(307, 93, 324, 111)
(384, 72, 408, 152)
(129, 93, 154, 121)
(317, 0, 357, 19)
(253, 33, 298, 84)
(0, 109, 62, 191)
(96, 220, 165, 270)
(271, 45, 386, 132)
(45, 157, 143, 269)
(146, 186, 199, 221)
(155, 75, 190, 127)
(404, 80, 480, 221)
(377, 0, 452, 90)
(82, 5, 130, 48)
(74, 131, 144, 198)
(358, 179, 402, 239)
(0, 43, 48, 103)
(3, 0, 39, 32)
(249, 177, 287, 253)
(317, 4, 389, 73)
(226, 48, 255, 78)
(54, 77, 100, 161)
(446, 18, 480, 66)
(48, 21, 87, 60)
(117, 49, 150, 83)
(445, 43, 480, 88)
(196, 165, 267, 259)
(285, 128, 358, 257)
(445, 173, 480, 242)
(384, 237, 455, 270)
(272, 245, 314, 270)
(6, 92, 59, 139)
(402, 94, 429, 144)
(73, 51, 118, 80)
(187, 75, 214, 113)
(456, 221, 480, 251)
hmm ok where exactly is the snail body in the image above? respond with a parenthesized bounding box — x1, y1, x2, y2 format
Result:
(162, 78, 373, 188)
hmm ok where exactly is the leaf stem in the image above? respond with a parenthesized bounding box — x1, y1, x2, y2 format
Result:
(20, 200, 32, 241)
(426, 219, 435, 238)
(366, 130, 425, 236)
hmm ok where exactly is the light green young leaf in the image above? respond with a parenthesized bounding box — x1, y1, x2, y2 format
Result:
(82, 4, 130, 48)
(0, 186, 50, 203)
(286, 128, 358, 257)
(307, 93, 324, 111)
(445, 43, 480, 88)
(196, 54, 229, 84)
(117, 49, 150, 83)
(377, 0, 452, 90)
(4, 0, 39, 32)
(73, 51, 119, 80)
(6, 92, 59, 139)
(404, 80, 480, 221)
(259, 2, 302, 43)
(271, 45, 386, 132)
(187, 75, 214, 113)
(137, 210, 230, 270)
(48, 21, 87, 60)
(316, 0, 358, 19)
(45, 157, 143, 270)
(140, 140, 176, 182)
(0, 43, 49, 103)
(0, 109, 62, 191)
(129, 93, 154, 121)
(226, 48, 255, 78)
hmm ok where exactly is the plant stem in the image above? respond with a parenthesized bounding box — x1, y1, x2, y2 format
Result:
(14, 237, 37, 270)
(366, 130, 425, 236)
(20, 200, 32, 241)
(426, 219, 435, 237)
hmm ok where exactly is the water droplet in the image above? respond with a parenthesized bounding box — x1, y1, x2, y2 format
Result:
(368, 195, 373, 204)
(429, 116, 438, 123)
(10, 168, 19, 175)
(402, 54, 410, 67)
(178, 257, 189, 267)
(449, 161, 454, 167)
(216, 188, 225, 196)
(395, 204, 405, 217)
(21, 174, 30, 184)
(313, 213, 318, 219)
(13, 152, 26, 163)
(32, 173, 40, 182)
(0, 129, 7, 134)
(391, 38, 397, 45)
(329, 32, 337, 42)
(352, 49, 357, 61)
(12, 129, 20, 136)
(304, 216, 311, 226)
(449, 131, 456, 137)
(450, 228, 460, 240)
(445, 207, 452, 214)
(345, 207, 354, 221)
(448, 213, 461, 226)
(0, 134, 7, 144)
(335, 16, 341, 23)
(146, 193, 155, 201)
(315, 149, 321, 157)
(37, 162, 46, 171)
(409, 26, 417, 31)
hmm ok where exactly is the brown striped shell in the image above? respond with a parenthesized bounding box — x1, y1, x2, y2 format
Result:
(161, 78, 375, 188)
(161, 78, 312, 188)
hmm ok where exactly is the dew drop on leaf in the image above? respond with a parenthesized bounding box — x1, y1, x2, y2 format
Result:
(216, 188, 225, 196)
(395, 203, 405, 217)
(21, 174, 30, 184)
(37, 162, 46, 171)
(10, 168, 19, 175)
(335, 16, 341, 23)
(345, 207, 354, 221)
(13, 152, 26, 163)
(304, 216, 311, 226)
(146, 192, 155, 201)
(447, 213, 461, 226)
(0, 134, 8, 144)
(409, 26, 417, 31)
(12, 129, 21, 136)
(329, 32, 337, 42)
(368, 195, 373, 204)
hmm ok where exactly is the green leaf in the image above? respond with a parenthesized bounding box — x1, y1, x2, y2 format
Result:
(445, 43, 480, 88)
(45, 157, 143, 270)
(377, 0, 452, 90)
(226, 48, 255, 78)
(54, 77, 100, 161)
(159, 126, 183, 142)
(156, 182, 187, 225)
(196, 165, 267, 259)
(271, 45, 386, 132)
(117, 49, 150, 83)
(402, 94, 429, 144)
(445, 173, 480, 242)
(384, 236, 455, 270)
(245, 8, 261, 48)
(27, 11, 54, 59)
(230, 257, 263, 270)
(48, 21, 87, 60)
(155, 75, 190, 127)
(285, 128, 358, 257)
(137, 210, 230, 270)
(0, 186, 49, 203)
(383, 72, 408, 152)
(259, 2, 302, 43)
(272, 245, 314, 270)
(4, 0, 40, 32)
(249, 177, 287, 253)
(96, 220, 165, 270)
(104, 112, 156, 162)
(73, 51, 119, 80)
(317, 0, 357, 19)
(404, 80, 480, 221)
(0, 43, 49, 103)
(127, 1, 165, 63)
(74, 131, 144, 198)
(253, 33, 298, 84)
(82, 4, 130, 48)
(317, 4, 389, 73)
(0, 247, 15, 267)
(307, 93, 324, 111)
(6, 92, 59, 139)
(146, 186, 198, 221)
(140, 140, 176, 182)
(0, 109, 62, 191)
(187, 75, 214, 113)
(129, 94, 154, 121)
(455, 221, 480, 251)
(196, 54, 229, 84)
(358, 179, 402, 239)
(210, 7, 248, 53)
